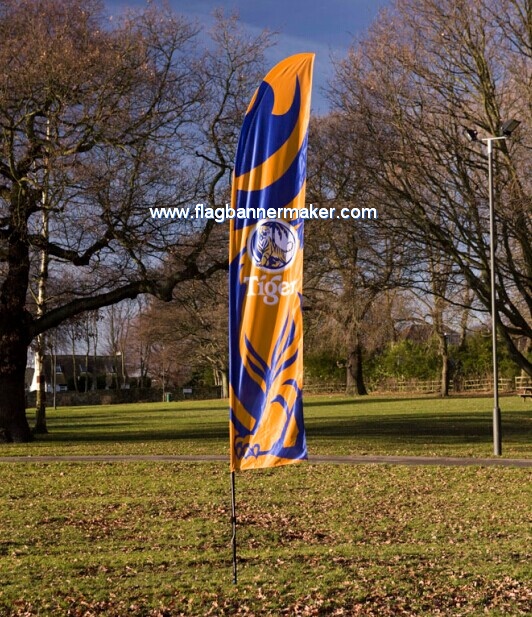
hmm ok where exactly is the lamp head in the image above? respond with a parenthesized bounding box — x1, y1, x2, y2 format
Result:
(464, 128, 478, 142)
(500, 119, 521, 136)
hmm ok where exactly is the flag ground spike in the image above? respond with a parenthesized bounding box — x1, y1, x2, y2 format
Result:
(230, 470, 238, 584)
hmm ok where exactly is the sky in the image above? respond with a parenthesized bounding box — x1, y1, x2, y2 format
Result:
(106, 0, 392, 113)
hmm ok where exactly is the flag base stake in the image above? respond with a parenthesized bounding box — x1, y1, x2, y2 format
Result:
(231, 470, 238, 584)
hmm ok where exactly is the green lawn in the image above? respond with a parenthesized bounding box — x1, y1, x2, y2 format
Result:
(0, 395, 531, 616)
(3, 393, 532, 458)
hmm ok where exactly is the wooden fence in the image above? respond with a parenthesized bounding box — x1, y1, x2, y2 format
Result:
(305, 377, 519, 395)
(515, 376, 532, 391)
(26, 377, 530, 407)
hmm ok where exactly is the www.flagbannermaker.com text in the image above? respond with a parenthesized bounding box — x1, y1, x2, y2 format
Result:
(149, 204, 378, 223)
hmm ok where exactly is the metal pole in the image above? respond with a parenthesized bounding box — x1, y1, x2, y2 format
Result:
(230, 470, 238, 584)
(487, 139, 502, 456)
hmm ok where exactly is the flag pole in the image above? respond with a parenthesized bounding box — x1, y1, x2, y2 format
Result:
(230, 470, 238, 584)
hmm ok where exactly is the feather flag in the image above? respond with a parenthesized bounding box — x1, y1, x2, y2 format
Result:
(229, 53, 314, 471)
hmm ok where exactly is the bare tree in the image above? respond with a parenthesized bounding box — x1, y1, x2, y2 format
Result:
(135, 304, 191, 395)
(305, 114, 404, 394)
(0, 0, 222, 441)
(130, 14, 276, 400)
(330, 0, 531, 377)
(193, 11, 276, 210)
(143, 273, 230, 396)
(125, 297, 152, 389)
(103, 303, 136, 389)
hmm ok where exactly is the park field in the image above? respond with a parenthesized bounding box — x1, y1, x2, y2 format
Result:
(0, 395, 531, 616)
(2, 394, 532, 459)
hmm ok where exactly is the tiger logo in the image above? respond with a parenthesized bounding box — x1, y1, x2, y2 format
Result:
(248, 220, 298, 272)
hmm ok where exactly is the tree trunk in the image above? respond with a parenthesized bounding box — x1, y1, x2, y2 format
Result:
(92, 324, 98, 391)
(0, 329, 33, 442)
(458, 285, 473, 351)
(432, 288, 450, 397)
(71, 339, 79, 392)
(0, 196, 33, 442)
(52, 349, 57, 410)
(437, 332, 450, 397)
(34, 137, 50, 434)
(220, 369, 229, 398)
(85, 349, 90, 393)
(34, 334, 48, 434)
(346, 343, 368, 396)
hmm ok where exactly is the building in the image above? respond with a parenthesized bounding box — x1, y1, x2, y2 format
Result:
(28, 354, 129, 392)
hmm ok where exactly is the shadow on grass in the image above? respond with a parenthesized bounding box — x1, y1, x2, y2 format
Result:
(31, 409, 532, 448)
(37, 426, 228, 443)
(23, 394, 530, 449)
(31, 404, 228, 443)
(305, 410, 531, 444)
(303, 396, 403, 408)
(60, 404, 224, 414)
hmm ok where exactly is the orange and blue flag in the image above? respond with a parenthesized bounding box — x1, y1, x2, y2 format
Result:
(229, 53, 314, 471)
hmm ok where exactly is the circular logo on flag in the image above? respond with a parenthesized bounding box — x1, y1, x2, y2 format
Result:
(248, 220, 299, 272)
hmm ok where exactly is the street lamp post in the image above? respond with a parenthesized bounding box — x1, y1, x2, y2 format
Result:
(465, 120, 520, 456)
(486, 136, 502, 456)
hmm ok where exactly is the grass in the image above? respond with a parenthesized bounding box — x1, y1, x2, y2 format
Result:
(0, 395, 531, 615)
(2, 393, 531, 458)
(1, 463, 531, 616)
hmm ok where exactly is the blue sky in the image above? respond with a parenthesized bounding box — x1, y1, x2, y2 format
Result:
(106, 0, 391, 113)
